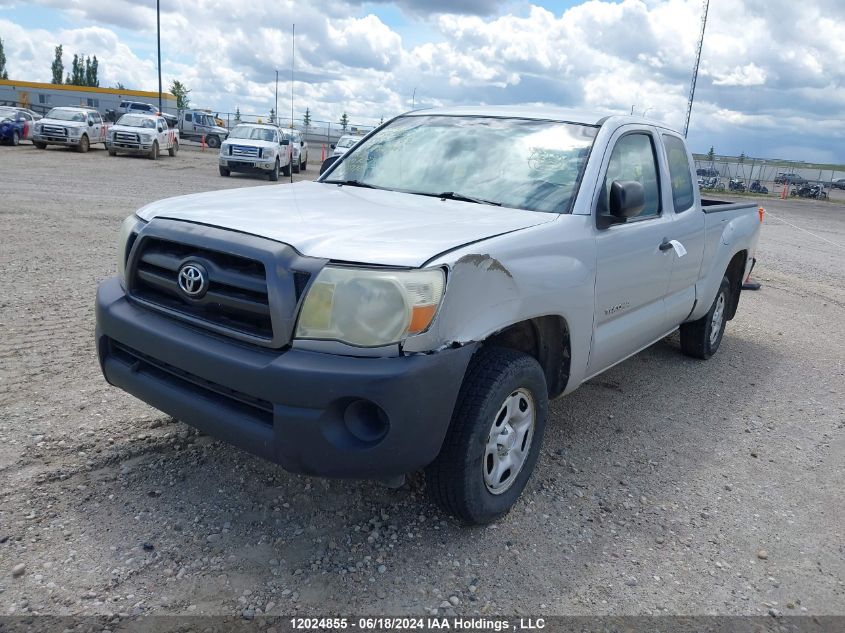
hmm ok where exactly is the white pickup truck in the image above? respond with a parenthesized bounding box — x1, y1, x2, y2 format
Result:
(96, 107, 761, 524)
(107, 113, 179, 160)
(218, 123, 293, 180)
(33, 106, 109, 152)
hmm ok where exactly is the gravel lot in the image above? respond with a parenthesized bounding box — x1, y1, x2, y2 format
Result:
(0, 142, 843, 619)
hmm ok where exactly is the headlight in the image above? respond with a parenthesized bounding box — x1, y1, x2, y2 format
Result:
(295, 267, 445, 347)
(262, 147, 275, 159)
(34, 123, 42, 133)
(117, 214, 145, 283)
(68, 128, 81, 137)
(140, 134, 153, 142)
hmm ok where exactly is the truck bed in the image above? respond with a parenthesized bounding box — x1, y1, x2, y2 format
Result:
(700, 197, 759, 213)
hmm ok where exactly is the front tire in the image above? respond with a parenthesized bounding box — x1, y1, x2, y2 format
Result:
(35, 141, 47, 149)
(12, 130, 20, 146)
(425, 347, 549, 525)
(282, 160, 291, 177)
(292, 157, 301, 174)
(78, 134, 90, 153)
(108, 146, 117, 156)
(219, 166, 230, 177)
(269, 159, 280, 181)
(680, 276, 731, 359)
(206, 135, 221, 149)
(300, 157, 307, 171)
(149, 141, 159, 160)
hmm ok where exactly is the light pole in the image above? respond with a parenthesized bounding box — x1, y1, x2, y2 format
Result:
(412, 87, 416, 110)
(156, 0, 162, 113)
(275, 70, 278, 125)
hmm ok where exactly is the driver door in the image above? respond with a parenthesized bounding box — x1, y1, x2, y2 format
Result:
(587, 128, 674, 376)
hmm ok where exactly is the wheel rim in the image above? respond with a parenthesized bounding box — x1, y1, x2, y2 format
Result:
(710, 292, 726, 346)
(483, 388, 535, 495)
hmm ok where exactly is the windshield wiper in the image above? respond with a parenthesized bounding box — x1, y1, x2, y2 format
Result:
(433, 191, 502, 206)
(326, 179, 384, 190)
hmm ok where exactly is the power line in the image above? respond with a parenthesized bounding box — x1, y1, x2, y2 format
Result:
(683, 0, 710, 138)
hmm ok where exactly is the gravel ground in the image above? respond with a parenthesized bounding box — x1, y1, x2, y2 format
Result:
(0, 143, 843, 619)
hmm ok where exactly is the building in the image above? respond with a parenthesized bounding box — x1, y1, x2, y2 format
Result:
(0, 79, 177, 118)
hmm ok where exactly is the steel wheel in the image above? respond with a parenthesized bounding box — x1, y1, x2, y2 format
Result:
(709, 293, 726, 347)
(483, 388, 535, 495)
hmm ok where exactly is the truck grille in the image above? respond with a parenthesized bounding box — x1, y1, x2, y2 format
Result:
(42, 125, 67, 137)
(115, 131, 139, 144)
(230, 144, 260, 158)
(129, 237, 274, 340)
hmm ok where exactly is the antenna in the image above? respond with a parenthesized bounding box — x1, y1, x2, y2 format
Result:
(683, 0, 710, 138)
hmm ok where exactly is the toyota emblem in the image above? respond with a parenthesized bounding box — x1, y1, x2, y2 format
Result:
(177, 262, 208, 298)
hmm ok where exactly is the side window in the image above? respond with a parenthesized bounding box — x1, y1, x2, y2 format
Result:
(185, 113, 192, 122)
(663, 135, 695, 212)
(599, 133, 661, 218)
(38, 94, 49, 105)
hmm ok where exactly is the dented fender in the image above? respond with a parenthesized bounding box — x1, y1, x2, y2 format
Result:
(402, 216, 597, 393)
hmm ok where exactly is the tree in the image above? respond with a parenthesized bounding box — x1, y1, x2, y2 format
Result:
(169, 80, 191, 110)
(234, 107, 241, 122)
(51, 45, 64, 83)
(379, 116, 384, 125)
(738, 152, 746, 164)
(0, 38, 8, 80)
(706, 146, 715, 164)
(302, 107, 311, 129)
(114, 82, 126, 90)
(339, 112, 349, 131)
(269, 108, 276, 123)
(83, 56, 98, 87)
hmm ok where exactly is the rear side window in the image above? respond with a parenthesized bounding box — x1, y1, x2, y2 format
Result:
(600, 133, 661, 218)
(663, 135, 695, 212)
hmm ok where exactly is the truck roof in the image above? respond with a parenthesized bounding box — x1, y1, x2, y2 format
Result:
(403, 105, 675, 131)
(49, 106, 99, 113)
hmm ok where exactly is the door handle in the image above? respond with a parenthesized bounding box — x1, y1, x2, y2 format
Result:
(659, 238, 673, 251)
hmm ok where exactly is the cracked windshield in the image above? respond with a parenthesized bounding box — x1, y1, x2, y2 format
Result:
(324, 115, 598, 213)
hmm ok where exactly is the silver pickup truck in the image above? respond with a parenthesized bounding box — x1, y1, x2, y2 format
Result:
(96, 107, 761, 524)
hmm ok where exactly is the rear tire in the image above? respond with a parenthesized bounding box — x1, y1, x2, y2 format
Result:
(425, 347, 548, 525)
(219, 166, 230, 177)
(169, 141, 178, 157)
(78, 134, 90, 153)
(269, 159, 280, 181)
(680, 276, 731, 360)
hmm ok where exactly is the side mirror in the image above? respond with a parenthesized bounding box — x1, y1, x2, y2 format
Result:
(320, 155, 340, 175)
(301, 141, 305, 147)
(599, 180, 645, 228)
(88, 120, 94, 127)
(281, 139, 289, 145)
(330, 144, 336, 149)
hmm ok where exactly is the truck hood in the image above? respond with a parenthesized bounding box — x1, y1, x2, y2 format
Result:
(136, 180, 555, 267)
(221, 139, 277, 150)
(111, 124, 154, 134)
(40, 118, 88, 129)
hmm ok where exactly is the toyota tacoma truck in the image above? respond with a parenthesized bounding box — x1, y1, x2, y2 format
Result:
(33, 106, 109, 152)
(107, 113, 179, 160)
(219, 123, 292, 180)
(96, 107, 761, 525)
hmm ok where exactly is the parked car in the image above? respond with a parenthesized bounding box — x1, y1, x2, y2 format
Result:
(280, 128, 308, 172)
(117, 101, 177, 127)
(96, 107, 761, 524)
(176, 109, 228, 148)
(830, 179, 845, 190)
(696, 167, 719, 177)
(0, 106, 38, 145)
(218, 123, 293, 180)
(107, 113, 179, 160)
(332, 134, 362, 157)
(774, 172, 807, 185)
(32, 106, 109, 152)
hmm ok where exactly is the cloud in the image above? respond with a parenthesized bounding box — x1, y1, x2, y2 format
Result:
(0, 1, 843, 162)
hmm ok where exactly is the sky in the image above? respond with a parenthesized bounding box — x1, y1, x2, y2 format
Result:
(0, 0, 843, 163)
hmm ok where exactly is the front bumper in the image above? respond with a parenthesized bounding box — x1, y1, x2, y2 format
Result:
(33, 133, 82, 145)
(96, 276, 475, 478)
(219, 157, 278, 172)
(109, 141, 155, 152)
